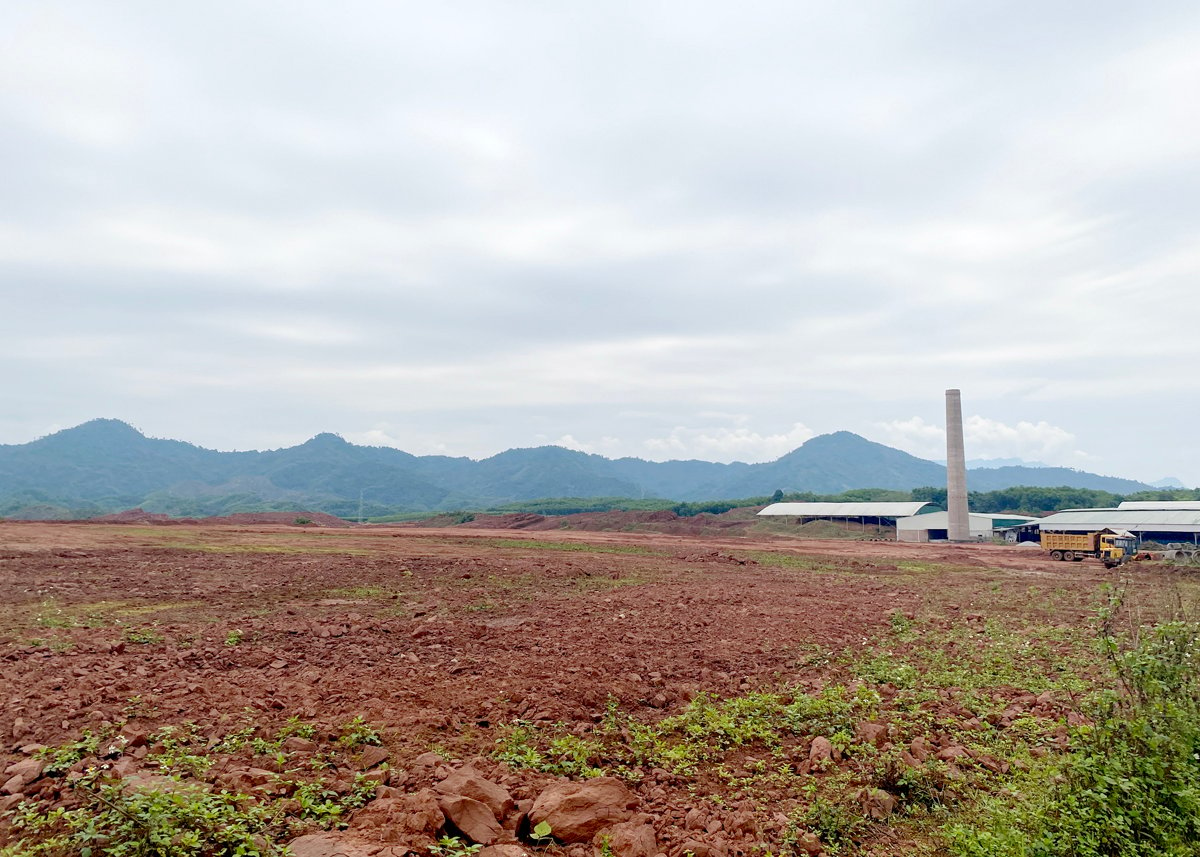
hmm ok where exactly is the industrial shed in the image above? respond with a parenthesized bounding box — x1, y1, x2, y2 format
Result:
(1020, 507, 1200, 544)
(757, 502, 932, 527)
(896, 511, 1036, 543)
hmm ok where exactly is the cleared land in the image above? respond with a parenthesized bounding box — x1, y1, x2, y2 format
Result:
(0, 521, 1194, 855)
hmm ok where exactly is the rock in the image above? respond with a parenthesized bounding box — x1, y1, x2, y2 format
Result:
(1, 774, 26, 796)
(351, 790, 444, 842)
(4, 758, 45, 783)
(909, 736, 932, 762)
(858, 787, 897, 819)
(795, 831, 823, 855)
(357, 745, 390, 770)
(478, 848, 533, 857)
(439, 794, 503, 845)
(287, 833, 376, 857)
(529, 777, 640, 843)
(437, 769, 516, 820)
(937, 745, 969, 763)
(598, 819, 657, 857)
(808, 737, 833, 763)
(675, 839, 725, 857)
(412, 751, 444, 768)
(0, 794, 25, 813)
(684, 809, 705, 830)
(284, 736, 318, 753)
(854, 722, 888, 747)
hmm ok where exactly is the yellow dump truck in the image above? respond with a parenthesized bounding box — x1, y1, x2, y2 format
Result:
(1041, 532, 1130, 568)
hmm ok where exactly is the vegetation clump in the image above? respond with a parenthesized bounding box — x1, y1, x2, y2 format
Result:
(949, 606, 1200, 856)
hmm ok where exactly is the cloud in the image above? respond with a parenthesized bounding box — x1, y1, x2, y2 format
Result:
(3, 2, 1200, 487)
(643, 422, 815, 463)
(871, 416, 1091, 467)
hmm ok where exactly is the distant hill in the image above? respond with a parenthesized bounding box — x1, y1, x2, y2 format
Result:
(0, 419, 1158, 519)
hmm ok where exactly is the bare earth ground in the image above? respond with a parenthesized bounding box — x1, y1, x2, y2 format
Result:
(0, 521, 1193, 856)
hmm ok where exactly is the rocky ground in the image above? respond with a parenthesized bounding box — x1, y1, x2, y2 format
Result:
(0, 522, 1191, 855)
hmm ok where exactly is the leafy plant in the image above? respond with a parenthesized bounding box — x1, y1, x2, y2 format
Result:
(123, 625, 163, 645)
(430, 835, 484, 857)
(337, 715, 382, 748)
(8, 771, 282, 857)
(948, 609, 1200, 856)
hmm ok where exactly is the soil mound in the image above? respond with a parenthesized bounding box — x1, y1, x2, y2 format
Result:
(202, 511, 353, 528)
(92, 508, 177, 524)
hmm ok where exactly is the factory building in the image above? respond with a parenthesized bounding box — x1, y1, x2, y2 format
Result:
(1006, 501, 1200, 544)
(895, 511, 1036, 542)
(757, 501, 932, 528)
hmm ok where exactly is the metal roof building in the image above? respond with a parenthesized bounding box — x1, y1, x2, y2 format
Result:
(758, 502, 931, 520)
(1117, 501, 1200, 511)
(1031, 508, 1200, 543)
(896, 511, 1036, 542)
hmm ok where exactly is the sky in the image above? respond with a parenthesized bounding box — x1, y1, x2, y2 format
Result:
(3, 1, 1198, 487)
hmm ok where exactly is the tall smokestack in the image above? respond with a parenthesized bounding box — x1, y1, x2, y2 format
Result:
(945, 389, 970, 542)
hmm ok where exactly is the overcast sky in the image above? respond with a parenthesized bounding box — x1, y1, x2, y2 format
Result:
(3, 1, 1198, 486)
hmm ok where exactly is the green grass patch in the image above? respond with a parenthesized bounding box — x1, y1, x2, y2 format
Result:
(467, 538, 662, 556)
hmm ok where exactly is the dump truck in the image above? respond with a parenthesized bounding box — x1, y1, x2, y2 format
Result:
(1041, 532, 1132, 568)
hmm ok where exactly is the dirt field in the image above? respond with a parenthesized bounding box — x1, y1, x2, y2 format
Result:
(1, 521, 1193, 856)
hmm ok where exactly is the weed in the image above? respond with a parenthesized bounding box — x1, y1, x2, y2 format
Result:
(37, 731, 103, 776)
(9, 770, 282, 856)
(123, 625, 163, 645)
(947, 599, 1200, 856)
(224, 629, 244, 646)
(430, 835, 484, 857)
(337, 715, 382, 748)
(148, 724, 214, 777)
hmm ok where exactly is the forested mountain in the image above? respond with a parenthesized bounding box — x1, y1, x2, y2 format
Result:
(0, 418, 1157, 519)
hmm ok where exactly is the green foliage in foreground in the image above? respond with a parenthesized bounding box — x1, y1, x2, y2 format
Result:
(948, 617, 1200, 857)
(8, 771, 281, 857)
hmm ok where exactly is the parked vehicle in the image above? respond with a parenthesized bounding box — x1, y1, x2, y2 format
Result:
(1041, 531, 1132, 568)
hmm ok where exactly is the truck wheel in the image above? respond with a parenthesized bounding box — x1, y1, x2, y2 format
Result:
(1063, 551, 1074, 561)
(1051, 550, 1063, 561)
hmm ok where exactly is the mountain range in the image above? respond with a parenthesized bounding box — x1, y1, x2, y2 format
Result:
(0, 418, 1157, 519)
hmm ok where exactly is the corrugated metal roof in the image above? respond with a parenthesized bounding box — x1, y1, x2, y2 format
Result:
(1036, 509, 1200, 533)
(896, 511, 1036, 530)
(1118, 501, 1200, 511)
(758, 502, 931, 518)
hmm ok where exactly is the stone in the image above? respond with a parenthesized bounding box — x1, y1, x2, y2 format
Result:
(598, 819, 657, 857)
(808, 737, 833, 763)
(357, 745, 390, 770)
(675, 839, 725, 857)
(437, 768, 516, 820)
(529, 777, 640, 843)
(854, 722, 888, 748)
(684, 809, 705, 830)
(478, 847, 533, 857)
(795, 831, 823, 855)
(350, 790, 444, 842)
(937, 745, 969, 763)
(439, 794, 503, 845)
(858, 788, 896, 819)
(2, 774, 26, 796)
(412, 751, 444, 768)
(909, 736, 932, 762)
(287, 833, 376, 857)
(4, 758, 45, 783)
(284, 736, 318, 753)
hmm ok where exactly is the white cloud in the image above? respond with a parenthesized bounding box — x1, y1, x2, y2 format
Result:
(871, 415, 1091, 467)
(642, 422, 815, 463)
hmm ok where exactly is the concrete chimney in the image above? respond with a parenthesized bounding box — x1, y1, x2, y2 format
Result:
(945, 389, 970, 542)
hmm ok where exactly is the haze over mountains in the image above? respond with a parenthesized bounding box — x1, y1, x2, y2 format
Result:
(0, 419, 1159, 520)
